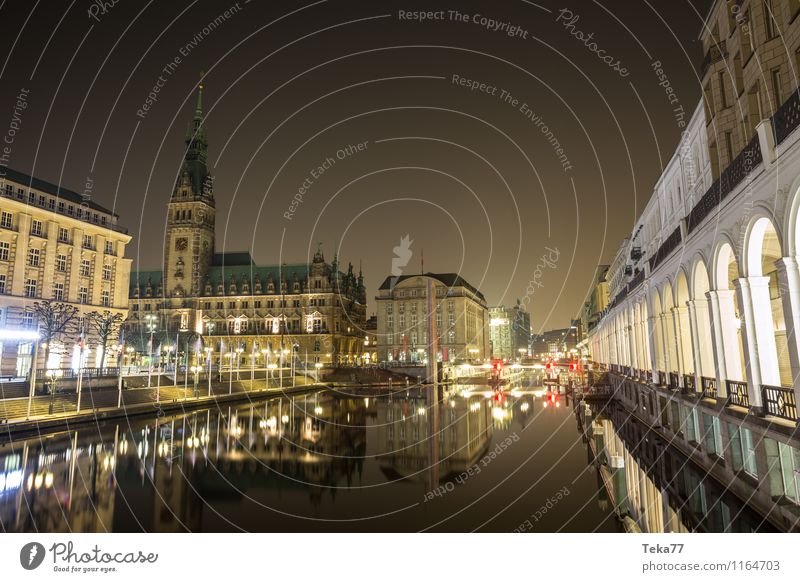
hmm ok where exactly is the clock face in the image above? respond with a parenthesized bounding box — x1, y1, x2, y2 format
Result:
(175, 237, 188, 251)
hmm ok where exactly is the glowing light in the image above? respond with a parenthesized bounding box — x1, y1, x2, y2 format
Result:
(520, 402, 530, 412)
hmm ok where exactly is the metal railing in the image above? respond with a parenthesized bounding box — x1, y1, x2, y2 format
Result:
(772, 87, 800, 145)
(701, 376, 718, 400)
(35, 367, 120, 380)
(725, 379, 750, 408)
(761, 384, 798, 422)
(649, 227, 683, 272)
(686, 134, 762, 234)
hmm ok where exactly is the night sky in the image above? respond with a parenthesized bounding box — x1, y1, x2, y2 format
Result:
(0, 0, 711, 330)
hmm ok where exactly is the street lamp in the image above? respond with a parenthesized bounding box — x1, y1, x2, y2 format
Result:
(204, 346, 213, 396)
(261, 348, 269, 390)
(144, 314, 157, 387)
(314, 361, 323, 383)
(190, 365, 200, 397)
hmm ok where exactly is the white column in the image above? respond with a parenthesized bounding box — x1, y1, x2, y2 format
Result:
(658, 314, 671, 376)
(693, 298, 714, 378)
(646, 315, 659, 383)
(707, 289, 741, 397)
(775, 257, 800, 408)
(735, 278, 773, 408)
(687, 301, 702, 390)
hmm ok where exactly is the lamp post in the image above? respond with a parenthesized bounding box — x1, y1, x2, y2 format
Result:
(144, 314, 157, 388)
(204, 346, 213, 396)
(261, 348, 269, 390)
(190, 365, 200, 397)
(314, 361, 323, 383)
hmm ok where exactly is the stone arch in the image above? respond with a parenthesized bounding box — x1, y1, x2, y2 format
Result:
(743, 215, 789, 386)
(674, 270, 694, 375)
(713, 241, 746, 383)
(650, 287, 665, 374)
(661, 281, 678, 376)
(691, 257, 715, 378)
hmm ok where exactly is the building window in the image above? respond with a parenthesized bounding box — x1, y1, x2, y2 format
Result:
(55, 254, 67, 272)
(30, 219, 43, 237)
(0, 212, 12, 229)
(67, 205, 74, 216)
(83, 234, 93, 249)
(682, 405, 700, 444)
(105, 240, 114, 254)
(48, 198, 55, 210)
(101, 290, 110, 307)
(102, 264, 112, 280)
(78, 286, 88, 303)
(728, 423, 757, 476)
(27, 248, 40, 267)
(38, 195, 45, 206)
(771, 67, 783, 109)
(22, 310, 35, 328)
(80, 259, 91, 277)
(765, 438, 800, 503)
(0, 241, 9, 261)
(52, 282, 64, 301)
(216, 301, 223, 309)
(702, 413, 723, 458)
(765, 0, 778, 39)
(25, 278, 37, 298)
(0, 274, 5, 294)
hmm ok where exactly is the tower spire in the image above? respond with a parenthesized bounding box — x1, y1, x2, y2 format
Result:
(178, 73, 211, 201)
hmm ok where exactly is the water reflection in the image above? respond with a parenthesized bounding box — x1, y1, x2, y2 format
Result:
(584, 402, 781, 532)
(0, 382, 609, 532)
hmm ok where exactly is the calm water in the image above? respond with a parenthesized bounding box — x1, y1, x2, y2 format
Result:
(0, 381, 777, 532)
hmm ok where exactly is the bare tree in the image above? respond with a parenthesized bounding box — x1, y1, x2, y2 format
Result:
(86, 310, 125, 369)
(32, 300, 79, 373)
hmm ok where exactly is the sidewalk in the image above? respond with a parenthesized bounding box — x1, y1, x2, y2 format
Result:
(0, 376, 322, 438)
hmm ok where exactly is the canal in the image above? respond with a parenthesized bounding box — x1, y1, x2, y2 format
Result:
(0, 380, 784, 532)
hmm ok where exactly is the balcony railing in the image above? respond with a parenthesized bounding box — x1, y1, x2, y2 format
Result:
(686, 134, 762, 234)
(772, 88, 800, 145)
(700, 44, 727, 76)
(648, 227, 682, 272)
(657, 370, 667, 386)
(682, 373, 696, 394)
(701, 376, 718, 400)
(725, 379, 750, 408)
(668, 372, 680, 390)
(761, 384, 798, 422)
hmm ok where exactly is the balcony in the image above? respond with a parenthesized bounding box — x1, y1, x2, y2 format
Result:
(761, 384, 798, 422)
(700, 44, 727, 76)
(772, 88, 800, 145)
(701, 376, 718, 400)
(686, 134, 762, 234)
(725, 379, 750, 408)
(648, 227, 682, 271)
(682, 373, 695, 395)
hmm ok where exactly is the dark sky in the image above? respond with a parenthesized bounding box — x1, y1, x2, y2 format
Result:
(0, 0, 712, 330)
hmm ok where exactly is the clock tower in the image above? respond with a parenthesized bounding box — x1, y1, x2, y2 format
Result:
(164, 82, 216, 298)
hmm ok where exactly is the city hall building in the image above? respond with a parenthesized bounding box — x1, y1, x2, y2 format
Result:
(0, 167, 132, 377)
(375, 273, 489, 363)
(126, 87, 367, 368)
